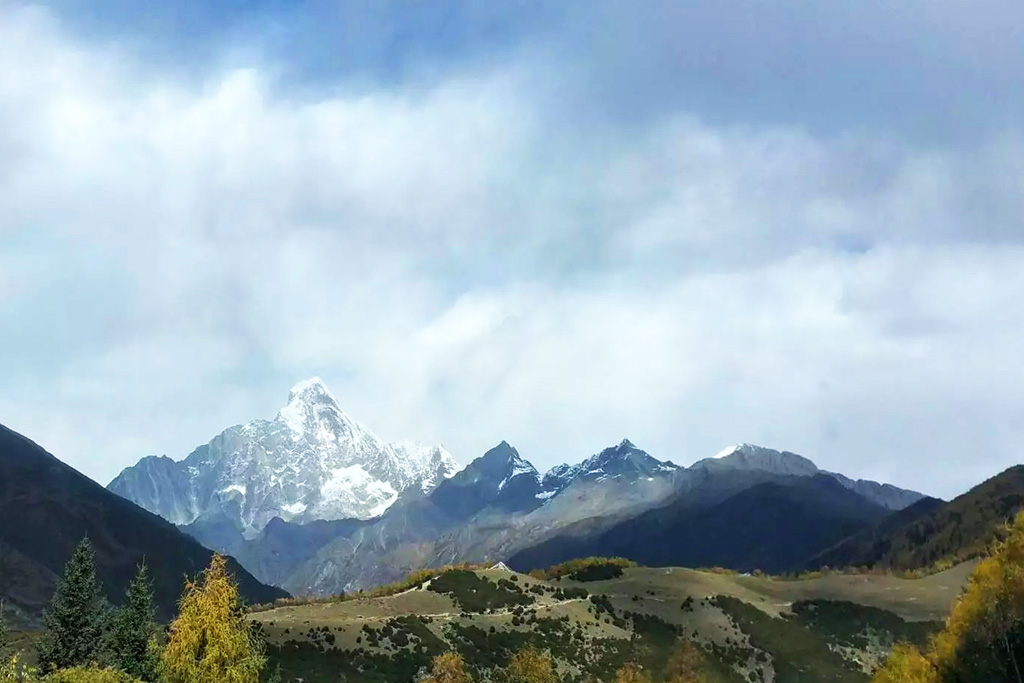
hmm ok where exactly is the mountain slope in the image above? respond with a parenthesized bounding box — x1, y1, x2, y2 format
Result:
(284, 440, 682, 595)
(108, 378, 460, 538)
(808, 466, 1024, 571)
(509, 474, 889, 574)
(241, 440, 920, 595)
(0, 424, 287, 621)
(701, 444, 924, 510)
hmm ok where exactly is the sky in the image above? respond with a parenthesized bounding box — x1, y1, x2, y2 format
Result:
(1, 0, 1022, 499)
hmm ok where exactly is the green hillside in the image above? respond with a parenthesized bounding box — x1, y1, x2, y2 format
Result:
(250, 560, 971, 683)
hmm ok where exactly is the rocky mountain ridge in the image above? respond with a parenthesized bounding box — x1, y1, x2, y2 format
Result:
(108, 378, 460, 537)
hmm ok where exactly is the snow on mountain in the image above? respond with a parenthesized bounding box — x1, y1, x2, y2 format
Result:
(537, 439, 680, 502)
(108, 378, 460, 537)
(498, 452, 539, 492)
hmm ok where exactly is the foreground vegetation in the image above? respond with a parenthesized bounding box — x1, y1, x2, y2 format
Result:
(11, 517, 1024, 683)
(1, 540, 265, 683)
(871, 509, 1024, 682)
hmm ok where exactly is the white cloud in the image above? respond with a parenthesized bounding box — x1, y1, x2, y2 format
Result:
(0, 5, 1022, 499)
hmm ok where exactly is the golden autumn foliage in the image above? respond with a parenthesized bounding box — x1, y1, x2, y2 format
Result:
(502, 647, 558, 683)
(424, 652, 472, 683)
(613, 663, 651, 683)
(870, 643, 933, 683)
(0, 661, 144, 683)
(871, 509, 1024, 682)
(43, 667, 145, 683)
(666, 640, 711, 683)
(0, 654, 25, 683)
(160, 555, 265, 683)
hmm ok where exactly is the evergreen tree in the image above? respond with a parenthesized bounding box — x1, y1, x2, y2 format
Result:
(109, 563, 159, 681)
(0, 600, 8, 651)
(161, 554, 266, 683)
(38, 537, 107, 672)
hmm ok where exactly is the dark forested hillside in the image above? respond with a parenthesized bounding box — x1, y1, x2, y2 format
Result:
(0, 424, 288, 621)
(510, 474, 888, 574)
(808, 466, 1024, 571)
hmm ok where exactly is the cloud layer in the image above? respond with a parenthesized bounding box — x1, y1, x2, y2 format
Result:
(1, 3, 1022, 498)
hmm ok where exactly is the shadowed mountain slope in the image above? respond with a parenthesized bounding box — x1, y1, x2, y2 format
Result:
(0, 424, 287, 621)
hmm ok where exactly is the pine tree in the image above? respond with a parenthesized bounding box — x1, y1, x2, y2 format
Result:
(109, 563, 159, 681)
(0, 600, 8, 651)
(161, 554, 266, 683)
(38, 537, 108, 672)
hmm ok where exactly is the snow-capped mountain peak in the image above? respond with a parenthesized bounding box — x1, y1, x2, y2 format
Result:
(108, 378, 460, 537)
(499, 451, 539, 492)
(537, 439, 679, 501)
(287, 376, 335, 403)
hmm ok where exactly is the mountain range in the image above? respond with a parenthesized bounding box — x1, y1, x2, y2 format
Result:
(103, 379, 939, 597)
(108, 378, 460, 540)
(0, 423, 287, 624)
(10, 374, 1023, 630)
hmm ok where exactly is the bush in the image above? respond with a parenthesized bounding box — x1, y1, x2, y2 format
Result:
(44, 667, 145, 683)
(529, 558, 636, 582)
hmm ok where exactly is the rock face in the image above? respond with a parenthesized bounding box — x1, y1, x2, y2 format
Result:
(108, 378, 460, 538)
(282, 439, 926, 595)
(282, 439, 684, 595)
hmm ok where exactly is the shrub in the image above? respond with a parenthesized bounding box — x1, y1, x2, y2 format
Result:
(44, 666, 145, 683)
(530, 558, 636, 582)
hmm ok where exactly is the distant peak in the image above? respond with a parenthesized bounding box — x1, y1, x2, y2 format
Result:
(482, 441, 518, 462)
(618, 438, 636, 449)
(704, 443, 819, 476)
(287, 377, 335, 404)
(713, 444, 743, 459)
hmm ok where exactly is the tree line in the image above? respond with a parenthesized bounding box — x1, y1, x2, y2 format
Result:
(421, 641, 710, 683)
(1, 540, 266, 683)
(872, 509, 1024, 682)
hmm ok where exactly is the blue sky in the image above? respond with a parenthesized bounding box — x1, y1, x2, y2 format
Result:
(1, 0, 1022, 497)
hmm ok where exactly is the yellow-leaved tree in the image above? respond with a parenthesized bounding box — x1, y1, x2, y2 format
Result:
(43, 666, 145, 682)
(872, 509, 1024, 683)
(613, 663, 651, 683)
(666, 640, 711, 683)
(160, 555, 266, 683)
(870, 643, 933, 683)
(502, 647, 557, 683)
(424, 652, 472, 683)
